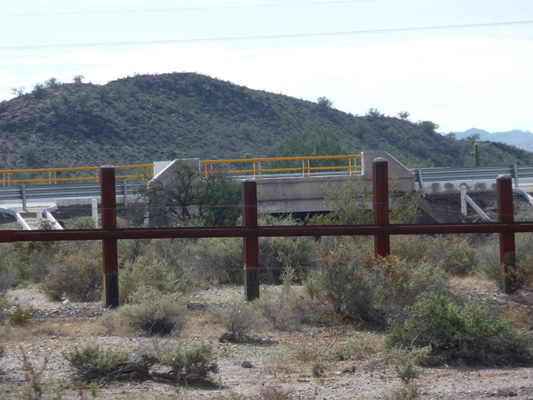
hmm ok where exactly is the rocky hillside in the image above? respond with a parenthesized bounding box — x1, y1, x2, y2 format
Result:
(1, 72, 532, 170)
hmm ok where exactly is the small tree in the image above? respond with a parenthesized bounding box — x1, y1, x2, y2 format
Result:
(32, 83, 47, 99)
(397, 111, 410, 120)
(10, 87, 25, 97)
(45, 77, 59, 88)
(142, 162, 241, 227)
(365, 108, 384, 121)
(73, 75, 84, 84)
(317, 96, 333, 110)
(417, 120, 440, 134)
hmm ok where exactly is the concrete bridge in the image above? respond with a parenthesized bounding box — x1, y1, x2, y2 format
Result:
(152, 151, 414, 214)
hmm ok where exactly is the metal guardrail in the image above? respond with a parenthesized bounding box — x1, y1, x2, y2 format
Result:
(201, 155, 361, 179)
(1, 164, 153, 186)
(413, 165, 533, 187)
(0, 181, 146, 209)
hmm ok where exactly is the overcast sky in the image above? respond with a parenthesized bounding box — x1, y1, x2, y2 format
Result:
(1, 0, 532, 133)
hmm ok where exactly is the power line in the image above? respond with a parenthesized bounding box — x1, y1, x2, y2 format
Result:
(0, 0, 376, 18)
(0, 20, 530, 51)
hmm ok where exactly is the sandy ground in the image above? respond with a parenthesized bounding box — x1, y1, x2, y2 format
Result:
(1, 282, 533, 399)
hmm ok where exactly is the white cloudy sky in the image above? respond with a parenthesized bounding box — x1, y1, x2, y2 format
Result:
(1, 0, 532, 133)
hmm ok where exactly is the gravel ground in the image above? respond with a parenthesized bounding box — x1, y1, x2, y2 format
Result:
(1, 283, 533, 400)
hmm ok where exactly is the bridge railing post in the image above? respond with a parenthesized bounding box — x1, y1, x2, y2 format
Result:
(497, 174, 517, 293)
(242, 180, 259, 301)
(101, 166, 119, 308)
(373, 158, 390, 258)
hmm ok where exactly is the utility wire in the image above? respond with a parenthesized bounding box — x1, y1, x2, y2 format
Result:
(0, 20, 531, 51)
(0, 0, 376, 18)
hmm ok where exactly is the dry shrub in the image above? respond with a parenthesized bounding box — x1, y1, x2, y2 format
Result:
(217, 301, 264, 340)
(392, 235, 478, 276)
(150, 344, 219, 383)
(307, 242, 444, 326)
(42, 244, 102, 302)
(383, 382, 421, 400)
(119, 238, 204, 303)
(253, 386, 293, 400)
(64, 345, 131, 382)
(334, 332, 382, 361)
(252, 266, 317, 331)
(190, 215, 316, 284)
(477, 233, 533, 288)
(116, 287, 187, 336)
(0, 243, 32, 285)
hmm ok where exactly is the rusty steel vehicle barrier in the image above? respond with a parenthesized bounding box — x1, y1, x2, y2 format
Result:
(0, 160, 531, 307)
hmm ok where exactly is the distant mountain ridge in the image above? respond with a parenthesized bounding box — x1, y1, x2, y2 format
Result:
(454, 128, 533, 152)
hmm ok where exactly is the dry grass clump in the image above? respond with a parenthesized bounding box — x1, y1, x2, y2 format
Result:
(217, 301, 265, 341)
(113, 287, 187, 336)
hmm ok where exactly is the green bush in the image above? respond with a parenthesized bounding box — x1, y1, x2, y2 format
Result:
(9, 304, 32, 325)
(389, 346, 430, 383)
(117, 287, 187, 336)
(387, 293, 533, 365)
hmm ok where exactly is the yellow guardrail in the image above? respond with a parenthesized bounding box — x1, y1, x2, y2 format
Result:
(1, 164, 153, 186)
(201, 155, 361, 179)
(1, 155, 361, 186)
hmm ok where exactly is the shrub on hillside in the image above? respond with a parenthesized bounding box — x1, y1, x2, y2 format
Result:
(387, 293, 533, 365)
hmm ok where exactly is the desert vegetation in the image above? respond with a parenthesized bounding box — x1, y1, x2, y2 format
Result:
(1, 179, 533, 399)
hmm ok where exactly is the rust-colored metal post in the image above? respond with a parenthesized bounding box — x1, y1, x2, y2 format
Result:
(497, 175, 517, 293)
(101, 166, 119, 308)
(242, 180, 259, 301)
(373, 158, 390, 258)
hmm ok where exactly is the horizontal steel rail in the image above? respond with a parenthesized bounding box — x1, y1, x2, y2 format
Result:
(201, 155, 361, 179)
(1, 222, 533, 242)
